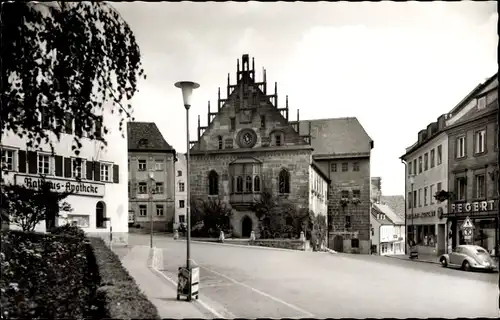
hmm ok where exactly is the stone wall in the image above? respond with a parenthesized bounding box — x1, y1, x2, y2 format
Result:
(190, 149, 312, 235)
(190, 150, 311, 205)
(317, 157, 371, 254)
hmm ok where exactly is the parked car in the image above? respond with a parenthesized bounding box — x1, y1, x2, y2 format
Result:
(439, 245, 497, 272)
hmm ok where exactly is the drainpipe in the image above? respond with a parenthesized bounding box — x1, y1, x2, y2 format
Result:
(401, 159, 407, 255)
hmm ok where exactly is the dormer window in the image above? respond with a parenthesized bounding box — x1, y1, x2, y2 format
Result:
(477, 96, 486, 110)
(138, 138, 149, 148)
(275, 135, 282, 146)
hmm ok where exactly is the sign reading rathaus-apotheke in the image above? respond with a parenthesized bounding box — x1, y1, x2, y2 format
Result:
(14, 174, 105, 197)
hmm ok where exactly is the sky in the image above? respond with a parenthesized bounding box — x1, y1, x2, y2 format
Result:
(113, 1, 498, 196)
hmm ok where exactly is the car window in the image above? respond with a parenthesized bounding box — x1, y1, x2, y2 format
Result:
(475, 248, 488, 255)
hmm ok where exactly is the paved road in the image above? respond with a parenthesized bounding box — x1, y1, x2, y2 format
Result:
(130, 234, 497, 318)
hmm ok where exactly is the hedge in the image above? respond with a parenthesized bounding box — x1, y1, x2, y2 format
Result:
(0, 230, 99, 319)
(89, 237, 160, 319)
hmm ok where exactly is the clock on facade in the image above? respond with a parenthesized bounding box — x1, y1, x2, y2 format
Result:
(236, 128, 257, 148)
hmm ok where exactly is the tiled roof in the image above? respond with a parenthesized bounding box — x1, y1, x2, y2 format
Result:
(373, 202, 404, 225)
(380, 195, 406, 221)
(371, 210, 393, 225)
(298, 117, 373, 157)
(127, 122, 174, 151)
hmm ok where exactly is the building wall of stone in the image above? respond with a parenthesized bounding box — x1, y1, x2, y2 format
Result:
(190, 149, 312, 236)
(317, 157, 371, 253)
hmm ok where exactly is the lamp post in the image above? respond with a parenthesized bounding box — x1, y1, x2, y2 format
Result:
(148, 169, 155, 248)
(175, 80, 200, 301)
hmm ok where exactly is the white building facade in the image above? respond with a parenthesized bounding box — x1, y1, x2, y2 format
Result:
(1, 111, 128, 244)
(309, 163, 329, 217)
(174, 153, 187, 230)
(403, 128, 449, 257)
(370, 202, 405, 255)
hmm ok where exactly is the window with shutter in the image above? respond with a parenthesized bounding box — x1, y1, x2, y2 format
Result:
(113, 164, 119, 183)
(86, 161, 93, 180)
(18, 150, 27, 173)
(55, 156, 63, 177)
(93, 161, 101, 181)
(28, 151, 37, 174)
(64, 157, 72, 178)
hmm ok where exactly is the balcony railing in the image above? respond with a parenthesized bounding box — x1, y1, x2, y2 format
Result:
(230, 192, 262, 205)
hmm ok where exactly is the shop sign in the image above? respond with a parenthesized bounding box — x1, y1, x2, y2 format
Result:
(15, 174, 105, 197)
(407, 210, 436, 219)
(451, 200, 496, 215)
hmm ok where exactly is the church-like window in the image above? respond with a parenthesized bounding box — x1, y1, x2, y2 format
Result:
(236, 176, 244, 193)
(278, 169, 290, 194)
(245, 176, 252, 192)
(208, 170, 219, 195)
(254, 176, 261, 192)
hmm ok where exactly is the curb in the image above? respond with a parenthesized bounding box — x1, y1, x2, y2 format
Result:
(385, 255, 440, 265)
(175, 238, 313, 253)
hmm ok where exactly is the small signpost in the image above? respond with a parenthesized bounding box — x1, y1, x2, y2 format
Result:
(460, 216, 474, 243)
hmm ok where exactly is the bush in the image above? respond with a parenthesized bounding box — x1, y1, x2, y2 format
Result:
(50, 224, 87, 240)
(0, 230, 98, 319)
(89, 237, 160, 319)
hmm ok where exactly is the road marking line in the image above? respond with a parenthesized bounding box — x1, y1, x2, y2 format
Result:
(151, 248, 226, 319)
(198, 264, 315, 318)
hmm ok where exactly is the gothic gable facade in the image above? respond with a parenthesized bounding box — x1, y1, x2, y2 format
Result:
(189, 54, 328, 238)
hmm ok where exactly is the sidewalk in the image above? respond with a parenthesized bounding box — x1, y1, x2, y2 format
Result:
(385, 253, 441, 264)
(113, 245, 210, 319)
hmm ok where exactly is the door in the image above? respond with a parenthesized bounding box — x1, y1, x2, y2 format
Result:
(449, 247, 463, 265)
(333, 235, 344, 252)
(241, 216, 253, 238)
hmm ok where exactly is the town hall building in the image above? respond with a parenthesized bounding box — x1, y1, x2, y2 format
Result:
(189, 54, 373, 253)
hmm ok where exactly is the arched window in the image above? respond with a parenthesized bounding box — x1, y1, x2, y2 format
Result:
(245, 176, 252, 192)
(208, 170, 219, 195)
(218, 136, 223, 150)
(96, 201, 106, 228)
(254, 175, 261, 192)
(236, 176, 243, 193)
(278, 169, 290, 194)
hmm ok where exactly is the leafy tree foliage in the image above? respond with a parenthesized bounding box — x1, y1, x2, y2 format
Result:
(1, 1, 145, 155)
(252, 190, 309, 239)
(0, 175, 73, 231)
(190, 198, 232, 237)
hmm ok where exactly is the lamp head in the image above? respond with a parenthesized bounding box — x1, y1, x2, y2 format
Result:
(175, 81, 200, 109)
(148, 169, 154, 179)
(409, 175, 415, 184)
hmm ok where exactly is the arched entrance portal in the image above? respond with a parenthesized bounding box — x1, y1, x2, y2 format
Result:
(96, 201, 106, 228)
(241, 216, 253, 238)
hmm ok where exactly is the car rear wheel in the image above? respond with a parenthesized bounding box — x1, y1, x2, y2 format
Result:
(462, 260, 471, 271)
(440, 257, 448, 267)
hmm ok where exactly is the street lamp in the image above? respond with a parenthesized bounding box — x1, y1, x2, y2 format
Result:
(148, 169, 155, 248)
(174, 80, 200, 302)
